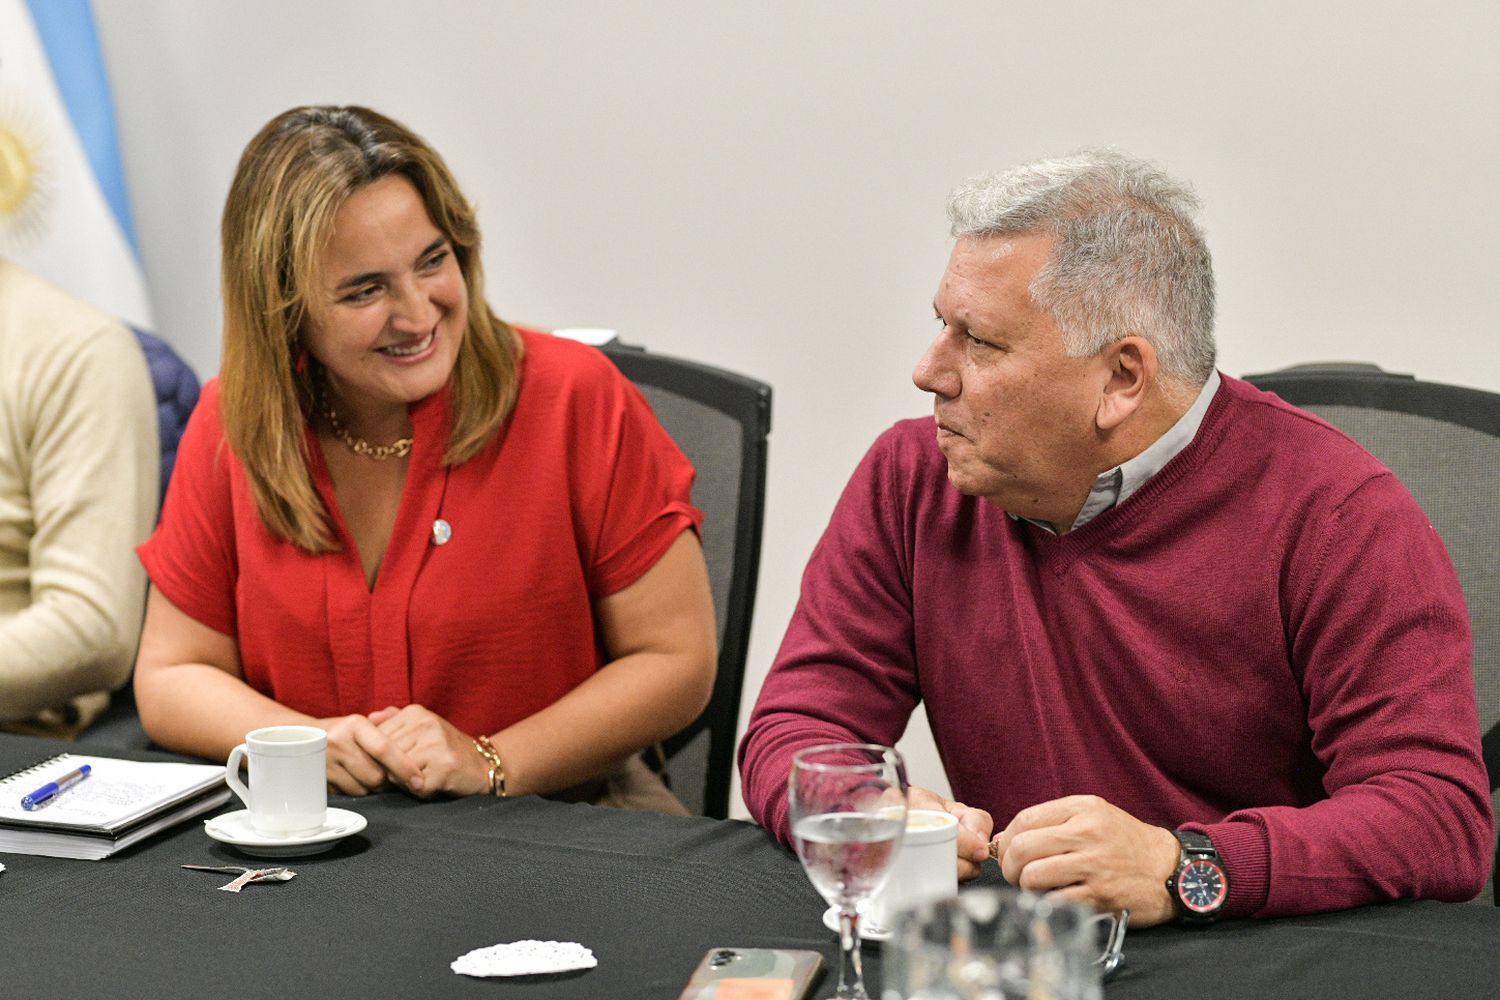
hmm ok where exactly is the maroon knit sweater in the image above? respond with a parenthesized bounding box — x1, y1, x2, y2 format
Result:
(740, 375, 1493, 918)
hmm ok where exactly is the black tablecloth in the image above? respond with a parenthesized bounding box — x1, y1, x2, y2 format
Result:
(1, 734, 1497, 999)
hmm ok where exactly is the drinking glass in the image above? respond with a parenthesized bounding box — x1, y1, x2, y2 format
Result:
(882, 888, 1126, 1000)
(789, 743, 909, 999)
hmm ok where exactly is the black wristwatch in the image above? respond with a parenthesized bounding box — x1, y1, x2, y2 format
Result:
(1166, 830, 1229, 924)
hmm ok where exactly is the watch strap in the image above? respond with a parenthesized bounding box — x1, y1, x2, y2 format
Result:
(1175, 830, 1215, 857)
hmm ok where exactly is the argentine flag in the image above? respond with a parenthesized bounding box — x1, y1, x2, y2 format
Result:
(0, 0, 152, 330)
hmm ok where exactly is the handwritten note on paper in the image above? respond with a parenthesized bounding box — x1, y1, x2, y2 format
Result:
(20, 777, 167, 822)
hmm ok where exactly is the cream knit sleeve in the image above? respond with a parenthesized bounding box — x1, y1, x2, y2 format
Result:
(0, 316, 159, 721)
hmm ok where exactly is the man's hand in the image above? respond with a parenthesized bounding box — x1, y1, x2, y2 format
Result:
(908, 785, 993, 882)
(989, 794, 1181, 926)
(369, 705, 490, 798)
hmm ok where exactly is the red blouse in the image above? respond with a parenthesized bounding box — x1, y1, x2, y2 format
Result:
(138, 329, 701, 736)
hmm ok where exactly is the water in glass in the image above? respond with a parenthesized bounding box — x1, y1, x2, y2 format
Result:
(792, 810, 904, 907)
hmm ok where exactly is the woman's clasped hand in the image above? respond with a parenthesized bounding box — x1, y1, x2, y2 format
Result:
(317, 705, 492, 798)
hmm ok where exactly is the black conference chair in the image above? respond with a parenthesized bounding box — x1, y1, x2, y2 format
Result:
(604, 343, 772, 819)
(132, 328, 201, 514)
(78, 330, 201, 751)
(1244, 362, 1500, 905)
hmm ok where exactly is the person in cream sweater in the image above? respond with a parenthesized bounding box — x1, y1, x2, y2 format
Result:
(0, 258, 157, 736)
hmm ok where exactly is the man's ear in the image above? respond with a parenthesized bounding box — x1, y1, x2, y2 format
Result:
(1095, 336, 1156, 431)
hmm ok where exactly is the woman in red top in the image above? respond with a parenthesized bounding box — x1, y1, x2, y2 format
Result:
(134, 106, 716, 811)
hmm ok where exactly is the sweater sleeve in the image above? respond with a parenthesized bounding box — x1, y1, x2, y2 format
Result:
(738, 426, 924, 843)
(1184, 472, 1494, 917)
(0, 324, 158, 718)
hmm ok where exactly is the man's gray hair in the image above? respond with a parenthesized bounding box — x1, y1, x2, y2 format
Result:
(947, 149, 1216, 390)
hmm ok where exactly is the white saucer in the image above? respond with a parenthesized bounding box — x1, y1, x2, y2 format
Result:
(204, 807, 367, 857)
(823, 905, 892, 943)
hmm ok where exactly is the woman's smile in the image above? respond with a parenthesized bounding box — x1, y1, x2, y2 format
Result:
(376, 328, 437, 360)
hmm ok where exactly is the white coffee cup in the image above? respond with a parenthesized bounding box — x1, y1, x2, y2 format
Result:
(224, 725, 328, 836)
(868, 808, 960, 931)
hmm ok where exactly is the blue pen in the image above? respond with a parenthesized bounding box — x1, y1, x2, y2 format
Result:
(20, 764, 92, 810)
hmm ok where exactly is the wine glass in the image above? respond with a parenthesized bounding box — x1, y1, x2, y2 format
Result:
(789, 742, 909, 999)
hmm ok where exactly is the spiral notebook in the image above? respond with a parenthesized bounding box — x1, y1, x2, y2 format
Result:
(0, 752, 230, 860)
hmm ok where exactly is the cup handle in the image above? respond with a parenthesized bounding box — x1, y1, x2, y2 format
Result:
(225, 743, 251, 810)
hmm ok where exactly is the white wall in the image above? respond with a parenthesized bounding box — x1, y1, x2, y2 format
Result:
(94, 1, 1500, 816)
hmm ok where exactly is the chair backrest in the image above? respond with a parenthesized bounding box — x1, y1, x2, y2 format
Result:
(130, 328, 201, 512)
(1244, 362, 1500, 905)
(604, 343, 772, 819)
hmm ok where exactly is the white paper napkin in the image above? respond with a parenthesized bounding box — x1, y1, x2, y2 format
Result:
(451, 939, 598, 978)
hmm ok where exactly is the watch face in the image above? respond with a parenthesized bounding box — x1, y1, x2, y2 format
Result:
(1177, 859, 1228, 913)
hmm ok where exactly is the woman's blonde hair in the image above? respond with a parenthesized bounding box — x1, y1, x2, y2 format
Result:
(219, 105, 520, 552)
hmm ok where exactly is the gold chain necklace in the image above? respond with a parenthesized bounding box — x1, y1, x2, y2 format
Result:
(318, 385, 413, 461)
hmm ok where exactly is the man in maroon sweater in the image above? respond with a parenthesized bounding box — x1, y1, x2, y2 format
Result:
(738, 150, 1493, 924)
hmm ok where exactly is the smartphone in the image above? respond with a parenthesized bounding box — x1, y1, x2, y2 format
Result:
(677, 947, 825, 1000)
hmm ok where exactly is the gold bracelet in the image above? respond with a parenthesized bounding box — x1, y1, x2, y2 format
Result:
(473, 735, 507, 797)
